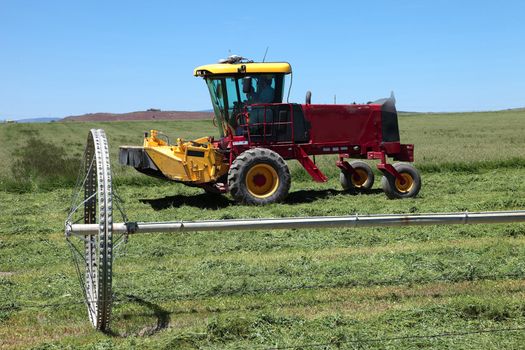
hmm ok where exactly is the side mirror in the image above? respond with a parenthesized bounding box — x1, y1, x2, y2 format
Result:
(305, 91, 312, 104)
(242, 77, 253, 94)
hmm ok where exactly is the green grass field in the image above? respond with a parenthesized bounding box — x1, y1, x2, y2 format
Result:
(1, 110, 525, 349)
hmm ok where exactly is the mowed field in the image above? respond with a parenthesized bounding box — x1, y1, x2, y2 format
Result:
(1, 110, 525, 349)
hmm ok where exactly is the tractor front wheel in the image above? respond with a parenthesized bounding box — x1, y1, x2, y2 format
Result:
(381, 163, 421, 199)
(228, 148, 291, 205)
(340, 161, 375, 191)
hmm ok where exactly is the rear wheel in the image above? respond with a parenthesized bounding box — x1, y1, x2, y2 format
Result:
(381, 163, 421, 199)
(202, 174, 228, 195)
(228, 148, 291, 205)
(340, 161, 375, 191)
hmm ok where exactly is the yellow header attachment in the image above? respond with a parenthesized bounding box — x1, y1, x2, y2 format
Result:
(142, 130, 228, 184)
(194, 62, 291, 77)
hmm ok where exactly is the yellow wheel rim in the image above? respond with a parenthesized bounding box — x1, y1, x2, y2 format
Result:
(351, 169, 368, 188)
(245, 164, 279, 199)
(395, 173, 414, 193)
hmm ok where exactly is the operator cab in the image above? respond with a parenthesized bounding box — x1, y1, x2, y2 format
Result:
(194, 56, 291, 138)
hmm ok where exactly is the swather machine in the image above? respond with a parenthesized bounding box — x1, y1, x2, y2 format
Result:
(119, 55, 421, 204)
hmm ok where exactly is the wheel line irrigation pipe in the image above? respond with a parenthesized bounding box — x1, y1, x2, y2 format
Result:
(67, 210, 525, 236)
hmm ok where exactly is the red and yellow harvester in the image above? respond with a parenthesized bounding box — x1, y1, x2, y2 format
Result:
(119, 56, 421, 204)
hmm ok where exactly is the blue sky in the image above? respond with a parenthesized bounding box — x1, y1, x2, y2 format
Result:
(1, 0, 524, 119)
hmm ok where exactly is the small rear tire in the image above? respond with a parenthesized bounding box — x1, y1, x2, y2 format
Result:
(340, 161, 375, 191)
(228, 148, 291, 205)
(202, 174, 228, 195)
(381, 163, 421, 199)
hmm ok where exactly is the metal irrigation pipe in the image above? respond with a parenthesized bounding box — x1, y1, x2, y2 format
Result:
(66, 210, 525, 237)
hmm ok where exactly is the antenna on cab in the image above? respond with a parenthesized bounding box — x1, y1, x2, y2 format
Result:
(262, 47, 269, 62)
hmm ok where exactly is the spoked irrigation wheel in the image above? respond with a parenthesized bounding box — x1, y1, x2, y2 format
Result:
(65, 129, 127, 331)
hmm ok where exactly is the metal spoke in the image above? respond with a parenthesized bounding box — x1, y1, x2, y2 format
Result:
(113, 234, 129, 258)
(66, 238, 99, 285)
(66, 237, 87, 258)
(67, 239, 96, 317)
(113, 233, 128, 249)
(68, 240, 99, 299)
(113, 187, 128, 221)
(69, 155, 96, 215)
(71, 216, 84, 225)
(111, 173, 129, 257)
(67, 192, 96, 222)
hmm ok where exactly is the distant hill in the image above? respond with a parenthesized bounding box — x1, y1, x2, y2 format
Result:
(63, 110, 213, 122)
(1, 117, 62, 123)
(399, 106, 525, 115)
(4, 106, 524, 124)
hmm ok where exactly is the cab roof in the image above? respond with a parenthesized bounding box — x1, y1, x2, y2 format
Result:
(194, 62, 292, 77)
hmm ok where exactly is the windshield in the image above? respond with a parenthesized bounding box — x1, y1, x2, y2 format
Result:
(206, 74, 284, 137)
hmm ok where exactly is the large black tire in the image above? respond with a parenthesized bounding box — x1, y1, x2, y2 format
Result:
(381, 163, 421, 199)
(228, 148, 291, 205)
(339, 161, 375, 191)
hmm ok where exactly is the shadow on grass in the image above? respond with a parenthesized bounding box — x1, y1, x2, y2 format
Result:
(285, 188, 383, 204)
(140, 193, 233, 210)
(139, 188, 383, 210)
(105, 294, 171, 337)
